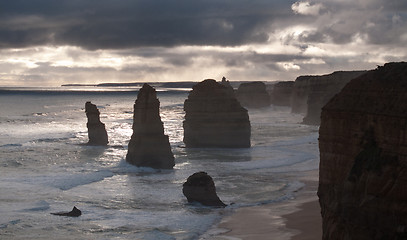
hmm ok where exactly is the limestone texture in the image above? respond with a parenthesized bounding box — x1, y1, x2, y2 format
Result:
(126, 83, 175, 169)
(183, 79, 251, 148)
(85, 101, 108, 146)
(236, 81, 271, 108)
(318, 62, 407, 240)
(182, 172, 226, 207)
(270, 81, 294, 106)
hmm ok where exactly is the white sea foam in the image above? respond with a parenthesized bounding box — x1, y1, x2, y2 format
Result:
(0, 88, 320, 240)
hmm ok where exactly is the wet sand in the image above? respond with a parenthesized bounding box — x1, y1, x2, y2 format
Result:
(202, 171, 322, 240)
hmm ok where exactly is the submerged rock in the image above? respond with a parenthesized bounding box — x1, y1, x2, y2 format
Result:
(126, 83, 175, 169)
(318, 62, 407, 239)
(85, 101, 108, 146)
(183, 79, 251, 148)
(51, 206, 82, 217)
(182, 172, 226, 207)
(236, 81, 271, 108)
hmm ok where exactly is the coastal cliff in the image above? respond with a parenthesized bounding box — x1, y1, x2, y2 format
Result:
(85, 101, 108, 146)
(318, 62, 407, 239)
(291, 71, 365, 121)
(126, 84, 175, 169)
(183, 79, 251, 148)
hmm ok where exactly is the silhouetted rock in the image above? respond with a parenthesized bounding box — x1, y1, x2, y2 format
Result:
(126, 84, 175, 169)
(183, 172, 226, 207)
(183, 79, 251, 148)
(85, 101, 108, 145)
(51, 206, 82, 217)
(318, 62, 407, 240)
(270, 81, 294, 106)
(291, 71, 366, 117)
(236, 81, 271, 108)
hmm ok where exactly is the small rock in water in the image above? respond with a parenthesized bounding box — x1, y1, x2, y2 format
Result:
(51, 206, 82, 217)
(182, 172, 226, 207)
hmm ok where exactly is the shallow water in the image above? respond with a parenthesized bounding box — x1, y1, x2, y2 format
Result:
(0, 87, 319, 239)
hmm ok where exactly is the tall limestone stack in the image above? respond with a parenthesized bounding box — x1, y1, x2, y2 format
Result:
(126, 84, 175, 169)
(318, 62, 407, 240)
(183, 79, 251, 148)
(236, 81, 271, 108)
(85, 101, 108, 146)
(270, 81, 294, 106)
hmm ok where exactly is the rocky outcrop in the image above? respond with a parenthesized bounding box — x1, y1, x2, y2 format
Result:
(236, 81, 271, 108)
(291, 71, 366, 117)
(85, 101, 108, 146)
(182, 172, 226, 207)
(318, 62, 407, 240)
(51, 206, 82, 217)
(269, 81, 294, 106)
(183, 79, 251, 148)
(126, 84, 175, 169)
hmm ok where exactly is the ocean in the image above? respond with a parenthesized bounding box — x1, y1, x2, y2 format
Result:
(0, 85, 319, 240)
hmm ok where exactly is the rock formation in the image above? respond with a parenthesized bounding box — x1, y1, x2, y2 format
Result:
(85, 101, 108, 146)
(236, 81, 271, 108)
(183, 79, 251, 148)
(51, 206, 82, 217)
(318, 62, 407, 240)
(269, 81, 294, 106)
(182, 172, 226, 207)
(291, 71, 366, 119)
(126, 84, 175, 169)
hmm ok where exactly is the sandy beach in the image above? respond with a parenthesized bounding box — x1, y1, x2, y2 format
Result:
(202, 171, 322, 240)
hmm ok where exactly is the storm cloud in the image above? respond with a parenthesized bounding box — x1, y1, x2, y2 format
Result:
(0, 0, 406, 86)
(0, 0, 288, 49)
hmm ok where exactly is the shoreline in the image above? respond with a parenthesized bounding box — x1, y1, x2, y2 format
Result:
(201, 171, 322, 240)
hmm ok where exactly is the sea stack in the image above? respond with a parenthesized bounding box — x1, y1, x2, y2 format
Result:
(269, 81, 294, 106)
(183, 172, 226, 207)
(183, 79, 251, 148)
(236, 81, 271, 108)
(318, 62, 407, 239)
(85, 101, 108, 146)
(126, 83, 175, 169)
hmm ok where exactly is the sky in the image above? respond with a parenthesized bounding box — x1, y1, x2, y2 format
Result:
(0, 0, 406, 87)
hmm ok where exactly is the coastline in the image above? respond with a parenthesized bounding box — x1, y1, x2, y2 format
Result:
(201, 170, 322, 240)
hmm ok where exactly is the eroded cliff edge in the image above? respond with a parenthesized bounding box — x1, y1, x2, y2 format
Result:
(318, 62, 407, 239)
(291, 71, 365, 124)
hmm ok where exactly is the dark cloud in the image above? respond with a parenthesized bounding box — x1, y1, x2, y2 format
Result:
(0, 0, 289, 50)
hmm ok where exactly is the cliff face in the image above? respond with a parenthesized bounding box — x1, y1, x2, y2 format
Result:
(236, 81, 271, 108)
(85, 101, 108, 146)
(183, 79, 251, 148)
(291, 71, 365, 118)
(318, 62, 407, 240)
(270, 81, 294, 106)
(126, 84, 175, 169)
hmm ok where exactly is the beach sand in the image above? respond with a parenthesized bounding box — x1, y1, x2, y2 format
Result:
(202, 171, 322, 240)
